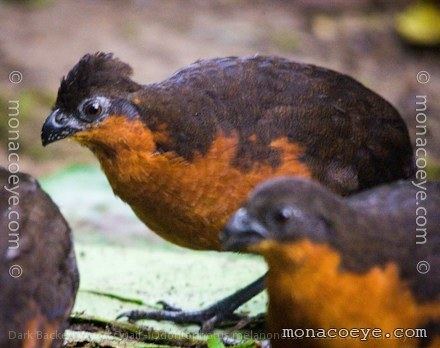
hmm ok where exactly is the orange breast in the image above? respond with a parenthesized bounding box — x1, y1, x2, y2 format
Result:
(73, 116, 311, 250)
(254, 240, 440, 348)
(21, 300, 62, 348)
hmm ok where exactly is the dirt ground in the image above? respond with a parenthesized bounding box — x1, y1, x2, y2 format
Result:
(0, 0, 439, 176)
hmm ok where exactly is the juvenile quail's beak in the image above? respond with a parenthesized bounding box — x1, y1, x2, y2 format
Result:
(221, 208, 269, 251)
(41, 109, 82, 146)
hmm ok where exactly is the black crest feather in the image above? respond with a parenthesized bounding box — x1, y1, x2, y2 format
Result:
(56, 52, 140, 111)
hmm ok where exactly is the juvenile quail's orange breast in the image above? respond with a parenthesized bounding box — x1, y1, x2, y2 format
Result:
(256, 240, 440, 348)
(74, 115, 312, 250)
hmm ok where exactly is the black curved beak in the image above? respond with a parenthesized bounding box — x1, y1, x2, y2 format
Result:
(221, 208, 269, 251)
(41, 109, 80, 146)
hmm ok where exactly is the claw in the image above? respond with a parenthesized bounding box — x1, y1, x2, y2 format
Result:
(116, 274, 267, 332)
(156, 301, 182, 312)
(116, 310, 141, 322)
(116, 309, 244, 332)
(116, 308, 263, 333)
(200, 315, 218, 333)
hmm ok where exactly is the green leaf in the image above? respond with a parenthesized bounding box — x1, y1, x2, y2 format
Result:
(207, 335, 226, 348)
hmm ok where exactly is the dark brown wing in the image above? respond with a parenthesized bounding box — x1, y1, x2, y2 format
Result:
(134, 55, 414, 194)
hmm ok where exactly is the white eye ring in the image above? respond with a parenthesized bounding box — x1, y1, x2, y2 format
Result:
(274, 205, 303, 223)
(78, 96, 110, 115)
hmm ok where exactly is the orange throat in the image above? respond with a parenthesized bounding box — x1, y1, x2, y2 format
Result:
(73, 115, 311, 250)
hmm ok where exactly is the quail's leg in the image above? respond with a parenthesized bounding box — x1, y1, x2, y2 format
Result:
(117, 273, 266, 333)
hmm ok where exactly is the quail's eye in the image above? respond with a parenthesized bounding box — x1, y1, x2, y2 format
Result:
(273, 206, 294, 224)
(83, 101, 102, 117)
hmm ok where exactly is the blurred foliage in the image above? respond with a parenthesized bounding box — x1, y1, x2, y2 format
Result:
(0, 89, 54, 158)
(207, 336, 256, 348)
(395, 1, 440, 46)
(427, 160, 440, 180)
(269, 30, 299, 53)
(207, 336, 226, 348)
(3, 0, 54, 9)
